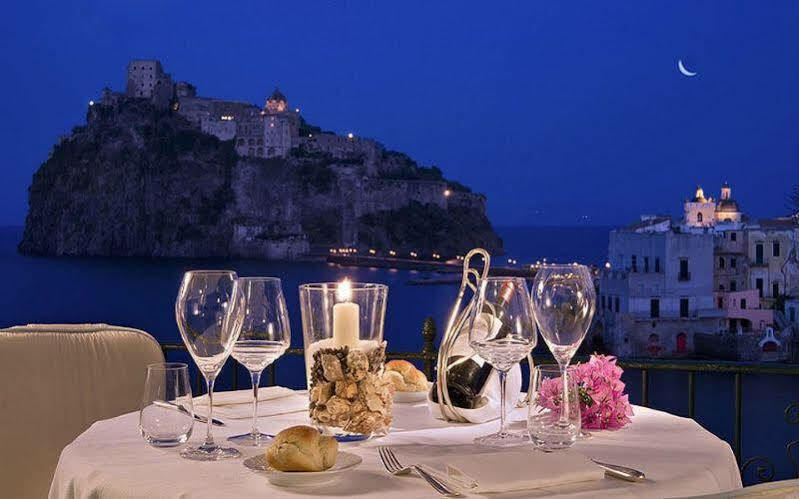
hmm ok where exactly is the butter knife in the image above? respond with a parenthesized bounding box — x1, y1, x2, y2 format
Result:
(152, 400, 225, 426)
(591, 460, 646, 482)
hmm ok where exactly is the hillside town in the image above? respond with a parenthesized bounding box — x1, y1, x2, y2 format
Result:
(598, 184, 799, 361)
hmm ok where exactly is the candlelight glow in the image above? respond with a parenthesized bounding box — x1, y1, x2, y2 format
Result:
(336, 278, 352, 301)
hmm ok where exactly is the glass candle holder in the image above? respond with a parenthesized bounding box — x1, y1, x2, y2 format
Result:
(299, 280, 389, 440)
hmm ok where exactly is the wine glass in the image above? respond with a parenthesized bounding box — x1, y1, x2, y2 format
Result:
(227, 277, 290, 446)
(468, 276, 537, 447)
(530, 264, 595, 436)
(175, 270, 245, 461)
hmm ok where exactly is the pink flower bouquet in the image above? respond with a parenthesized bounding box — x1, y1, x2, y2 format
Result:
(538, 354, 633, 430)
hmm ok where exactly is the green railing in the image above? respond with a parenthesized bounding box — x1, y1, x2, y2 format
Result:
(161, 316, 799, 485)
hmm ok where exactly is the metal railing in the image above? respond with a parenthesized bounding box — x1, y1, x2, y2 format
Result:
(161, 316, 799, 485)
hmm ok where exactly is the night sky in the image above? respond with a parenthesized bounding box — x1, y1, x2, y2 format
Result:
(2, 1, 798, 226)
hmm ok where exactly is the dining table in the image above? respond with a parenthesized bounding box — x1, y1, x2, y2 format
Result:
(49, 387, 742, 498)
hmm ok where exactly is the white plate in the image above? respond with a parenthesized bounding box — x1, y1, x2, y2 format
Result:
(243, 451, 362, 487)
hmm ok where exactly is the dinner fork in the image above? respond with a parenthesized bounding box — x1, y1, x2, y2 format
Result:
(378, 446, 461, 497)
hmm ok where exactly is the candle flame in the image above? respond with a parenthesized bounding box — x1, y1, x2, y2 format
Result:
(337, 278, 352, 301)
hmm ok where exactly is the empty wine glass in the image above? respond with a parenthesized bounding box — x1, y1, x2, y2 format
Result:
(227, 277, 290, 447)
(530, 264, 595, 436)
(175, 270, 245, 461)
(468, 277, 537, 447)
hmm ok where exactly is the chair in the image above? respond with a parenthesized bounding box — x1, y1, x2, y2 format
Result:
(676, 478, 799, 498)
(0, 324, 164, 499)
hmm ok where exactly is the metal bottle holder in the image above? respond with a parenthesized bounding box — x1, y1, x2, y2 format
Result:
(434, 248, 533, 423)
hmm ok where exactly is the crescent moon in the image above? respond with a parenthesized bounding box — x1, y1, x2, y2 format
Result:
(678, 59, 697, 77)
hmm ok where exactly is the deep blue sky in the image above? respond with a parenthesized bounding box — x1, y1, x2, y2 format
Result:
(2, 1, 798, 226)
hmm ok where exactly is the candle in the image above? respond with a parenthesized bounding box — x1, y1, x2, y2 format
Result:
(332, 279, 359, 348)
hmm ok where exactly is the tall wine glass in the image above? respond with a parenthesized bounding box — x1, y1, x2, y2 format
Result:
(468, 277, 537, 447)
(227, 277, 290, 446)
(530, 264, 596, 434)
(175, 270, 244, 461)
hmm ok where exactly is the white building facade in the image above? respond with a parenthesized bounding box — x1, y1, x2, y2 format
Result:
(599, 221, 721, 357)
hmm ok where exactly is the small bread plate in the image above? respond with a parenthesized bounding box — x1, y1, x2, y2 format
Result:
(243, 452, 362, 487)
(393, 381, 432, 404)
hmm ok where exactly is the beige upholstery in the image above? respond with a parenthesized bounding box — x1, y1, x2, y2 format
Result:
(0, 324, 164, 499)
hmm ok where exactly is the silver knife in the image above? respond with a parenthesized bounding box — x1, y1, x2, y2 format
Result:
(591, 459, 646, 482)
(152, 400, 225, 426)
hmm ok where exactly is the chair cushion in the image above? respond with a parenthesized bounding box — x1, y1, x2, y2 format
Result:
(0, 324, 164, 499)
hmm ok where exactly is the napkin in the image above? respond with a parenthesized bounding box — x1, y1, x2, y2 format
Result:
(193, 387, 308, 419)
(430, 450, 604, 493)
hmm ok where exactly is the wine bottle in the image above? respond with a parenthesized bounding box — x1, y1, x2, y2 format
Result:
(430, 355, 493, 409)
(432, 281, 520, 409)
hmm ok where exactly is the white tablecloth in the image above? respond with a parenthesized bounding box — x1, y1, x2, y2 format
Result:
(49, 389, 742, 499)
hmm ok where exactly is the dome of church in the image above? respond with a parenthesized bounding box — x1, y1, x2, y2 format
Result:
(716, 199, 740, 213)
(268, 88, 287, 102)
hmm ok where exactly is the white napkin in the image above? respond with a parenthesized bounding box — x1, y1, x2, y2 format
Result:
(430, 450, 604, 493)
(195, 386, 297, 406)
(193, 387, 308, 419)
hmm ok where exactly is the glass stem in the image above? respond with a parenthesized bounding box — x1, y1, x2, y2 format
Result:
(250, 370, 262, 440)
(204, 375, 216, 447)
(559, 363, 570, 426)
(498, 369, 508, 436)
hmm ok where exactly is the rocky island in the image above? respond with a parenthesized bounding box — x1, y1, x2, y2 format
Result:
(20, 60, 502, 259)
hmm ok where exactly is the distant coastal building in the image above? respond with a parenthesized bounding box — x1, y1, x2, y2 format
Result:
(599, 183, 799, 361)
(599, 217, 721, 358)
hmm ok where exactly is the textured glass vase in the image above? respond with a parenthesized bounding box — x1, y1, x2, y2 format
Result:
(299, 282, 389, 441)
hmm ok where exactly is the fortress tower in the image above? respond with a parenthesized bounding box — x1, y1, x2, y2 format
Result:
(125, 59, 173, 108)
(262, 88, 298, 158)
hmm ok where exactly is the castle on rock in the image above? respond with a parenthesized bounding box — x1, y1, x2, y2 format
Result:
(113, 59, 382, 171)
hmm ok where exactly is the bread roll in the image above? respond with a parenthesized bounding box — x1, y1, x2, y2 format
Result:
(385, 359, 428, 392)
(265, 425, 338, 472)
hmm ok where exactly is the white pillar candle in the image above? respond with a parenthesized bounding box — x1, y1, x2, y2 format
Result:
(333, 279, 359, 348)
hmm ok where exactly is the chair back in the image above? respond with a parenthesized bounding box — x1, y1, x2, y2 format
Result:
(0, 324, 164, 499)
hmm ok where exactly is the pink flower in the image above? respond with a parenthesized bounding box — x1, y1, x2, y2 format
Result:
(536, 355, 633, 431)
